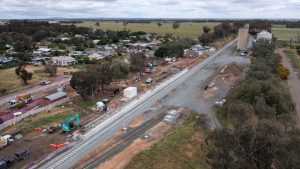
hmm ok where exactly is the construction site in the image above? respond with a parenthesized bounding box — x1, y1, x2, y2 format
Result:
(0, 49, 212, 169)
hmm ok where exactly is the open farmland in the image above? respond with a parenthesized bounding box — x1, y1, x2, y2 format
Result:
(272, 25, 300, 41)
(75, 21, 219, 39)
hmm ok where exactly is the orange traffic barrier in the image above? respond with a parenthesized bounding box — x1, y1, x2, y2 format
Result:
(50, 144, 65, 150)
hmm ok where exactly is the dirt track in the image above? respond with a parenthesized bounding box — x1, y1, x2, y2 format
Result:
(277, 48, 300, 128)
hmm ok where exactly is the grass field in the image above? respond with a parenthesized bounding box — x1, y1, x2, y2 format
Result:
(272, 25, 300, 41)
(125, 114, 209, 169)
(76, 21, 219, 39)
(0, 65, 49, 94)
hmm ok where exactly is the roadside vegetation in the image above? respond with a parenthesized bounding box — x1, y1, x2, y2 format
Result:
(210, 39, 300, 169)
(125, 114, 209, 169)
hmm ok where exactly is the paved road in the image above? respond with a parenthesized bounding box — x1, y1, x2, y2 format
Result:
(0, 76, 70, 106)
(278, 48, 300, 128)
(38, 40, 249, 169)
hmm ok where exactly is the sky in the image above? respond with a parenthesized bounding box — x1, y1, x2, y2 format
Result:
(0, 0, 300, 19)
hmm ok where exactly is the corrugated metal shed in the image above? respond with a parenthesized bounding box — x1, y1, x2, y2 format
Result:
(45, 92, 67, 102)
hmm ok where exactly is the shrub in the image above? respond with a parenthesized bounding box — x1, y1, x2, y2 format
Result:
(277, 64, 290, 80)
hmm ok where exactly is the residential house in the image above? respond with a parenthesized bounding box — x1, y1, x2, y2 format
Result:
(51, 56, 76, 66)
(88, 52, 105, 60)
(184, 44, 207, 57)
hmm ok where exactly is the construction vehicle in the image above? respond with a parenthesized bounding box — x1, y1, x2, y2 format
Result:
(8, 94, 32, 109)
(62, 114, 81, 132)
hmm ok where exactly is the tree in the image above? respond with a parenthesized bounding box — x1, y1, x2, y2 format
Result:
(203, 26, 211, 33)
(15, 65, 33, 85)
(206, 122, 300, 169)
(172, 22, 180, 30)
(111, 60, 129, 79)
(70, 62, 113, 99)
(45, 64, 57, 77)
(70, 71, 98, 99)
(199, 32, 214, 46)
(157, 22, 162, 27)
(93, 62, 113, 94)
(130, 52, 145, 75)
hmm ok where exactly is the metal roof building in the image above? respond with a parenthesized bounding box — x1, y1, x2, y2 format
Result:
(45, 92, 67, 102)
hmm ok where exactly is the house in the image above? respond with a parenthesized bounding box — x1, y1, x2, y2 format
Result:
(33, 47, 52, 56)
(93, 40, 100, 45)
(257, 30, 272, 42)
(184, 44, 207, 57)
(184, 49, 203, 58)
(0, 56, 14, 65)
(51, 56, 76, 66)
(75, 34, 85, 39)
(191, 44, 206, 51)
(237, 26, 250, 50)
(88, 53, 105, 60)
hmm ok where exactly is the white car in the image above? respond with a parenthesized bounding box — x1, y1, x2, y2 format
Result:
(215, 99, 226, 107)
(145, 78, 153, 84)
(40, 80, 51, 85)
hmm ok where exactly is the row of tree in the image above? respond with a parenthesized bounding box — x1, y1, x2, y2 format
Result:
(199, 22, 243, 46)
(70, 53, 145, 99)
(206, 39, 300, 169)
(154, 38, 196, 58)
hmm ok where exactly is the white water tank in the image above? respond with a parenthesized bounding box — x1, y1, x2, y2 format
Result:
(123, 87, 138, 99)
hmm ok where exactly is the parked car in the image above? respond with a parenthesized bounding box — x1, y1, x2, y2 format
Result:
(240, 51, 248, 56)
(40, 80, 51, 85)
(145, 78, 153, 84)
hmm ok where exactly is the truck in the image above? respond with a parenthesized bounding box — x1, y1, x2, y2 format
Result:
(8, 94, 32, 109)
(0, 135, 13, 149)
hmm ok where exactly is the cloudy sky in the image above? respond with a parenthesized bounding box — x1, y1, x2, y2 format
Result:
(0, 0, 300, 19)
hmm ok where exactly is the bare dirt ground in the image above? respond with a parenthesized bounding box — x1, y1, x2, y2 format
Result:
(203, 63, 243, 99)
(129, 115, 145, 128)
(277, 48, 300, 128)
(96, 122, 171, 169)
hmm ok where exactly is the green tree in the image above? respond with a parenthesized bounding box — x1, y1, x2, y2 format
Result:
(45, 64, 57, 77)
(111, 60, 129, 79)
(130, 52, 145, 76)
(172, 22, 180, 30)
(15, 65, 33, 85)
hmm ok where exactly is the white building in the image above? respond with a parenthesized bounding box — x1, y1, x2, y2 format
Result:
(257, 30, 272, 42)
(88, 53, 105, 60)
(51, 56, 76, 66)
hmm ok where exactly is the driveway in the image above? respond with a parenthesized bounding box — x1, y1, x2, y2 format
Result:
(277, 48, 300, 128)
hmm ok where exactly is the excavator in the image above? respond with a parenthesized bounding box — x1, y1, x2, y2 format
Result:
(61, 114, 81, 132)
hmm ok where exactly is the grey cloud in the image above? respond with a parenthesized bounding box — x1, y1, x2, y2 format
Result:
(0, 0, 299, 19)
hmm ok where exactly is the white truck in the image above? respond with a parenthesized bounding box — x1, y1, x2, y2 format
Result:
(0, 135, 13, 149)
